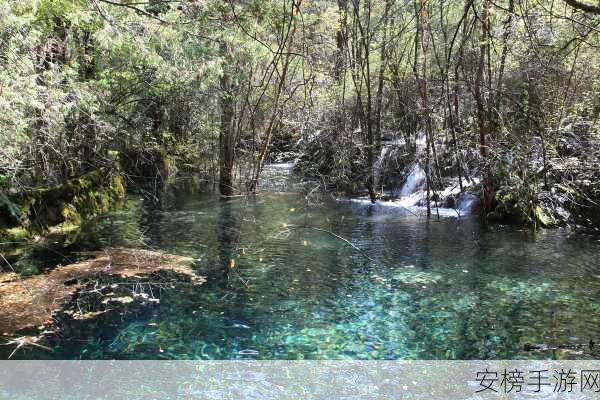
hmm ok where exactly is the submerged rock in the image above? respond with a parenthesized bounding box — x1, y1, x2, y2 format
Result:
(0, 248, 204, 337)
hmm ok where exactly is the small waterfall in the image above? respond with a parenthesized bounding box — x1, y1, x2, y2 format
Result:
(457, 193, 479, 214)
(373, 145, 390, 190)
(399, 163, 426, 197)
(415, 131, 427, 152)
(259, 162, 298, 191)
(345, 131, 479, 217)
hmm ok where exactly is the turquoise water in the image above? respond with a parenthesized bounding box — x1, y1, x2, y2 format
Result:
(2, 187, 600, 360)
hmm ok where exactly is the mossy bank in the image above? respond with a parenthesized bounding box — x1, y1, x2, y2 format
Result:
(0, 166, 125, 242)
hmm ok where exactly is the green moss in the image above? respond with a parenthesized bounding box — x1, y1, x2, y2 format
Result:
(535, 206, 558, 228)
(0, 226, 31, 242)
(3, 166, 126, 236)
(490, 189, 524, 224)
(497, 192, 514, 204)
(110, 174, 126, 199)
(490, 187, 560, 229)
(61, 203, 82, 226)
(108, 150, 120, 160)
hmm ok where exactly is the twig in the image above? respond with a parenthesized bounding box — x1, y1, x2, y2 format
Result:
(291, 225, 376, 264)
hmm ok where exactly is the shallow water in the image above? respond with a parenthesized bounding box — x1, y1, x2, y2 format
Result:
(2, 182, 600, 360)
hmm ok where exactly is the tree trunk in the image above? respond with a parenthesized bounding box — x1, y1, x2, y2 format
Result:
(474, 0, 492, 213)
(415, 0, 432, 217)
(219, 42, 236, 197)
(248, 0, 302, 193)
(374, 0, 391, 156)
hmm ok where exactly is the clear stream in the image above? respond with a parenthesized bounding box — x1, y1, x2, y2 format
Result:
(2, 170, 600, 360)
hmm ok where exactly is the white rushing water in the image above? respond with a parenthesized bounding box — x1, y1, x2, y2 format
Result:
(345, 160, 480, 217)
(373, 146, 390, 190)
(457, 193, 479, 214)
(337, 129, 481, 217)
(399, 163, 426, 198)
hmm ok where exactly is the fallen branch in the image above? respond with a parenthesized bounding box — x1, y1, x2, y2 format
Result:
(524, 340, 596, 351)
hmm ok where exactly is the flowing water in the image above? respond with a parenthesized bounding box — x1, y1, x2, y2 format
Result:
(2, 167, 600, 360)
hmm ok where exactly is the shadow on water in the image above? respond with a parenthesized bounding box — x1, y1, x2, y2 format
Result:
(2, 169, 600, 360)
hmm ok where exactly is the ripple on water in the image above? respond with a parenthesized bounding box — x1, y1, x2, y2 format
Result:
(2, 191, 600, 360)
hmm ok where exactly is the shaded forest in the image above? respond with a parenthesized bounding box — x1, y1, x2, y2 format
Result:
(1, 0, 599, 233)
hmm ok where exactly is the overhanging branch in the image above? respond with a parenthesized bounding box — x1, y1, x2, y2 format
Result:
(563, 0, 600, 15)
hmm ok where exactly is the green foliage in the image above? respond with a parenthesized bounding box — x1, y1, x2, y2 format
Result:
(0, 192, 22, 228)
(0, 0, 598, 229)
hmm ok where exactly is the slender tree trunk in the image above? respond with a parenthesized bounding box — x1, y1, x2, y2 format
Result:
(335, 0, 349, 139)
(495, 0, 513, 112)
(335, 0, 348, 83)
(351, 0, 377, 202)
(362, 0, 376, 203)
(34, 18, 69, 184)
(374, 0, 391, 155)
(219, 42, 236, 197)
(414, 0, 432, 217)
(80, 30, 97, 175)
(248, 0, 302, 193)
(474, 0, 492, 213)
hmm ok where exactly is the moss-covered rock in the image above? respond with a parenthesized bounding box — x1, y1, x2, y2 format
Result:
(487, 187, 560, 228)
(0, 166, 125, 238)
(535, 205, 558, 228)
(0, 226, 31, 242)
(487, 189, 526, 225)
(23, 169, 124, 230)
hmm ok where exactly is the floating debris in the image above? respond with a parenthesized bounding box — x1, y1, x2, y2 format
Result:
(71, 310, 108, 321)
(102, 296, 134, 305)
(2, 335, 52, 359)
(0, 248, 205, 336)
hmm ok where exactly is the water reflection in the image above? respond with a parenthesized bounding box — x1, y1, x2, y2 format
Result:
(2, 190, 600, 360)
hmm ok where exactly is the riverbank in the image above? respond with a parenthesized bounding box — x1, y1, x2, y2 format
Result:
(0, 166, 125, 242)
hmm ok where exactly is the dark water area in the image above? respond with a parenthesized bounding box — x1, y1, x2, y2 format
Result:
(2, 172, 600, 360)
